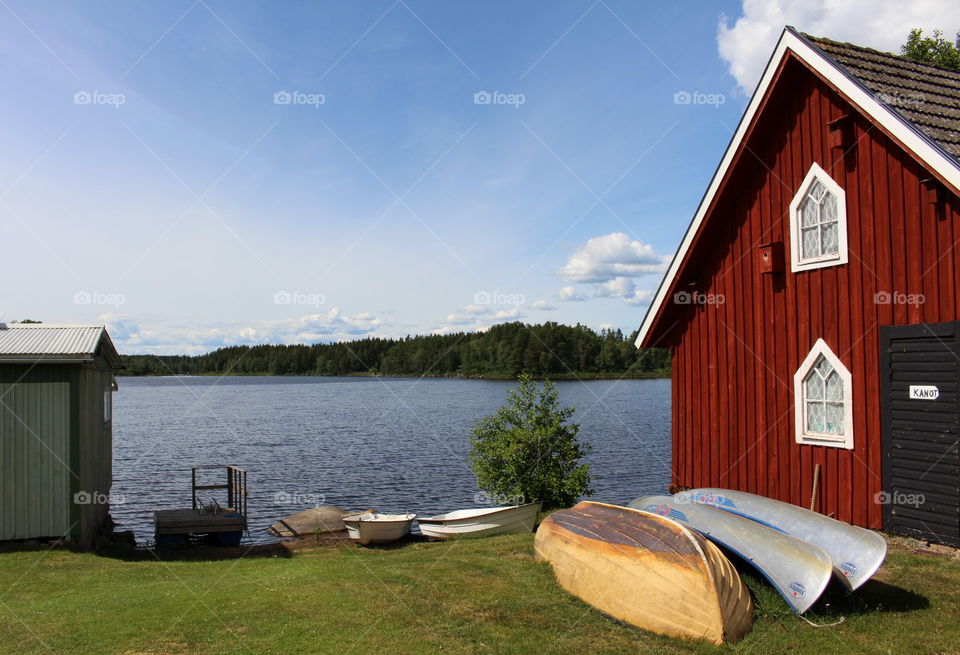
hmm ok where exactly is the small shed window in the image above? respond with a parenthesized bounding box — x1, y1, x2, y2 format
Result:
(103, 388, 112, 424)
(789, 163, 848, 272)
(794, 339, 853, 449)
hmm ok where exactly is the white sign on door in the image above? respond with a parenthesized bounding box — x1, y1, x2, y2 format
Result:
(909, 385, 940, 400)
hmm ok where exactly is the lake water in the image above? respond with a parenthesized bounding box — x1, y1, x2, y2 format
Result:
(111, 376, 671, 544)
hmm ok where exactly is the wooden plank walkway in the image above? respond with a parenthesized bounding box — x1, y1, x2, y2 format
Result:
(154, 509, 247, 535)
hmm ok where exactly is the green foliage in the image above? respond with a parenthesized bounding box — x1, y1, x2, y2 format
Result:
(901, 28, 960, 70)
(469, 374, 593, 509)
(119, 322, 672, 378)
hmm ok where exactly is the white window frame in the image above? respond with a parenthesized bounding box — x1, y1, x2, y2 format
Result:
(103, 387, 112, 424)
(789, 162, 848, 272)
(794, 338, 853, 449)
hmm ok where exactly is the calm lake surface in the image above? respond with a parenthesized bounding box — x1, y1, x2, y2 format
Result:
(112, 376, 671, 544)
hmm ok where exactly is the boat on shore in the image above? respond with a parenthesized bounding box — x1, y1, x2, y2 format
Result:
(682, 488, 887, 590)
(629, 495, 833, 615)
(342, 512, 416, 545)
(535, 501, 753, 645)
(418, 502, 541, 540)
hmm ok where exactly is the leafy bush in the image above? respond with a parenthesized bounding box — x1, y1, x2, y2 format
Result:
(469, 374, 593, 509)
(901, 28, 960, 70)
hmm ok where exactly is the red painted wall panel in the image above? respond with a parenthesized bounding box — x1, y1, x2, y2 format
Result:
(664, 58, 960, 528)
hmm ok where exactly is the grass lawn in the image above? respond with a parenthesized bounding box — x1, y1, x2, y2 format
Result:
(0, 534, 957, 655)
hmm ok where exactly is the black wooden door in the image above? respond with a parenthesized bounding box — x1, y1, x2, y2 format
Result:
(879, 322, 960, 546)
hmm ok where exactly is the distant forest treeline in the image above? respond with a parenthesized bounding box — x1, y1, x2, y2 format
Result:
(120, 322, 671, 378)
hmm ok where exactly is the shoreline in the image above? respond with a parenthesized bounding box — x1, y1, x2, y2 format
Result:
(116, 370, 671, 380)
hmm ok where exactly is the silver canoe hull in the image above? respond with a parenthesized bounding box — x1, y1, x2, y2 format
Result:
(682, 488, 886, 591)
(629, 495, 833, 615)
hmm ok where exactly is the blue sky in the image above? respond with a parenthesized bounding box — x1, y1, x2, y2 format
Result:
(2, 0, 954, 354)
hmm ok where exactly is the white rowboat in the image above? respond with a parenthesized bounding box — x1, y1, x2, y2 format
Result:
(418, 502, 542, 539)
(682, 488, 886, 591)
(630, 495, 833, 615)
(342, 512, 416, 545)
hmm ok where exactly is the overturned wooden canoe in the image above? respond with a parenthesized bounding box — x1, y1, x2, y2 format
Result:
(535, 501, 753, 645)
(682, 488, 886, 591)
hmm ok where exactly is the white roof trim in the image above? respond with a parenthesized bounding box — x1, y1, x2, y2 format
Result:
(635, 26, 960, 348)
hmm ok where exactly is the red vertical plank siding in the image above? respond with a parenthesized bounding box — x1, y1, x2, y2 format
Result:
(664, 59, 959, 527)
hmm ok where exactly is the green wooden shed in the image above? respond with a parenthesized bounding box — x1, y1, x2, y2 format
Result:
(0, 323, 121, 548)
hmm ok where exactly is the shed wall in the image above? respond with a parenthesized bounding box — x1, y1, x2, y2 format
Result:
(666, 57, 960, 528)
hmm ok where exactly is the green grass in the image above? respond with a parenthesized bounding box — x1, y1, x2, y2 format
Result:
(0, 536, 957, 655)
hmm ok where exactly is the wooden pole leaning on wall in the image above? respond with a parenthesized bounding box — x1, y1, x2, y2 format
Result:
(809, 463, 821, 512)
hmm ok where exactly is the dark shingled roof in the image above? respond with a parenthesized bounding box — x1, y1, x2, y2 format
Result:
(802, 33, 960, 160)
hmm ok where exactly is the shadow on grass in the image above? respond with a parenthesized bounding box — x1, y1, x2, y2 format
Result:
(812, 578, 929, 615)
(735, 557, 928, 622)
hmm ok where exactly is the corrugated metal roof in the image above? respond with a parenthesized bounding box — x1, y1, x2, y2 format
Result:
(0, 323, 121, 366)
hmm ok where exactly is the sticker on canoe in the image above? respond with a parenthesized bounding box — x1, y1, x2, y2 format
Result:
(839, 562, 858, 577)
(788, 582, 806, 598)
(682, 492, 736, 509)
(643, 504, 688, 523)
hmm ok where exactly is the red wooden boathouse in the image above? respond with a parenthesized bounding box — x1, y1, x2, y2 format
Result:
(636, 27, 960, 544)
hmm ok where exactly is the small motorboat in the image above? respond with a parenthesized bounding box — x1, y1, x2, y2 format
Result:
(342, 512, 416, 546)
(535, 501, 753, 645)
(630, 495, 833, 615)
(418, 502, 542, 540)
(682, 488, 887, 591)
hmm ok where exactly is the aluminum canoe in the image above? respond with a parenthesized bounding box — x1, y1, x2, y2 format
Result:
(629, 495, 833, 614)
(682, 488, 886, 591)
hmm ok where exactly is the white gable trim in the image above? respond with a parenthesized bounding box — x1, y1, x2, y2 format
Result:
(635, 26, 960, 348)
(789, 162, 849, 271)
(793, 338, 854, 449)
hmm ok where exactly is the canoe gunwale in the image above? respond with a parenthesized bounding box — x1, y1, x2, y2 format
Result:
(417, 502, 541, 525)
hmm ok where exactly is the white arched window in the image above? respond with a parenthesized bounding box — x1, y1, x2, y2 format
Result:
(794, 339, 853, 449)
(789, 163, 848, 272)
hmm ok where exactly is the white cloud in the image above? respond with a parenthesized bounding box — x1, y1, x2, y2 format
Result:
(556, 232, 667, 284)
(718, 0, 960, 93)
(530, 299, 556, 311)
(592, 277, 654, 306)
(557, 286, 587, 302)
(99, 309, 385, 355)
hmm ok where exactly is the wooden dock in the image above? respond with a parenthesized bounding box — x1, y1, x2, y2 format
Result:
(154, 508, 247, 535)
